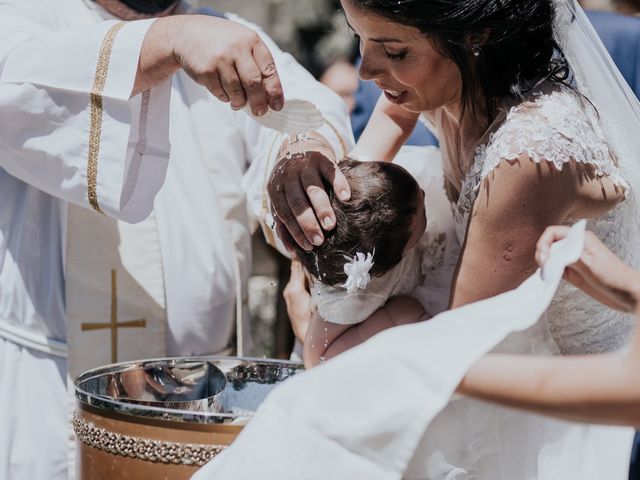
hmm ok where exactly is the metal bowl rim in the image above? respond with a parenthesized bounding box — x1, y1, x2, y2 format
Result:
(73, 355, 303, 424)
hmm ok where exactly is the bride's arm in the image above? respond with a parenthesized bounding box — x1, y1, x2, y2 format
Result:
(350, 95, 420, 161)
(449, 154, 622, 308)
(450, 155, 574, 307)
(457, 342, 640, 427)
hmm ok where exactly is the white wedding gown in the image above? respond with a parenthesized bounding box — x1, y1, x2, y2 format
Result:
(404, 84, 635, 479)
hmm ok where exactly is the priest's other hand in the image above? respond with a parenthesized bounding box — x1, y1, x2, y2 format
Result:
(136, 15, 283, 116)
(268, 134, 351, 251)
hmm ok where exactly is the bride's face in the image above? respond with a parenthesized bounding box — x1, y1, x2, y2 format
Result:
(341, 0, 462, 113)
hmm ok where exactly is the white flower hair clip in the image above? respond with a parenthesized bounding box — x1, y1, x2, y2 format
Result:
(341, 250, 375, 293)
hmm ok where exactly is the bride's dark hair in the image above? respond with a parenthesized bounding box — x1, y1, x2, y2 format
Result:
(348, 0, 569, 118)
(292, 159, 421, 287)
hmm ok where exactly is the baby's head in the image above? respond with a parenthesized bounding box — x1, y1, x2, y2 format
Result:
(293, 159, 426, 287)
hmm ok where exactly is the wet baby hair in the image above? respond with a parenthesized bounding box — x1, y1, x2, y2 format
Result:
(292, 159, 421, 287)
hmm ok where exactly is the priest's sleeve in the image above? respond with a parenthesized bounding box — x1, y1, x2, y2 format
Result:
(0, 4, 171, 223)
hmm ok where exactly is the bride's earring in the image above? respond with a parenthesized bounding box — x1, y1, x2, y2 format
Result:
(472, 43, 481, 57)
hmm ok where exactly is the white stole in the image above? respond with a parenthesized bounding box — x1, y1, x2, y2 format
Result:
(65, 204, 167, 379)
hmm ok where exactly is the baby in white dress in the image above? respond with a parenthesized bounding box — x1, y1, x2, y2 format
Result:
(288, 151, 458, 367)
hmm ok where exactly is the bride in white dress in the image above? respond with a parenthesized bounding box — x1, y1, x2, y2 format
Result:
(346, 1, 639, 477)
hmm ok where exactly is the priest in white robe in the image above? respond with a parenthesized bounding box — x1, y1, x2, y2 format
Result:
(0, 1, 354, 478)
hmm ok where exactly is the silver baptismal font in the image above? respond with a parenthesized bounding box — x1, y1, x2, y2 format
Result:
(74, 357, 302, 479)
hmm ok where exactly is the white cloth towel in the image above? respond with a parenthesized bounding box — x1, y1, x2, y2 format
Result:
(193, 221, 631, 480)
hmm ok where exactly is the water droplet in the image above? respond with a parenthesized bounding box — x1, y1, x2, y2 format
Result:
(269, 281, 277, 287)
(319, 356, 326, 364)
(314, 252, 321, 279)
(284, 133, 292, 159)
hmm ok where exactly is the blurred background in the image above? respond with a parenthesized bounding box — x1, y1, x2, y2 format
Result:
(194, 0, 355, 78)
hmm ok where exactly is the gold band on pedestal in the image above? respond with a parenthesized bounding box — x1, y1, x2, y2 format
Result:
(72, 414, 226, 466)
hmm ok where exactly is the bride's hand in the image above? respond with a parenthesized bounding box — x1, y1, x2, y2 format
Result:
(536, 226, 640, 312)
(268, 137, 351, 251)
(283, 258, 313, 343)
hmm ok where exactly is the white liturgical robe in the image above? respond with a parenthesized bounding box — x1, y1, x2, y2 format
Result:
(0, 1, 354, 479)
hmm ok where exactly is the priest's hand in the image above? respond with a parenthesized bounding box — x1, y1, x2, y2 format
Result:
(536, 226, 640, 313)
(134, 15, 284, 116)
(268, 133, 351, 251)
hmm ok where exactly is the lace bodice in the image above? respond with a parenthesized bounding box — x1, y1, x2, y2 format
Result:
(455, 87, 634, 354)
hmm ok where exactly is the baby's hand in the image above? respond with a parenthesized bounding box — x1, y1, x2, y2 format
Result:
(283, 257, 313, 342)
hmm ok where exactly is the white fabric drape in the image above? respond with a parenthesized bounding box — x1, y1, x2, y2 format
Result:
(194, 222, 633, 480)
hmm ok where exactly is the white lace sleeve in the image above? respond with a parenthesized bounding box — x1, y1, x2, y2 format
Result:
(479, 88, 629, 192)
(468, 88, 635, 355)
(311, 248, 422, 325)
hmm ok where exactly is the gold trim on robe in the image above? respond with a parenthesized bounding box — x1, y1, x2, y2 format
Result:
(87, 22, 126, 214)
